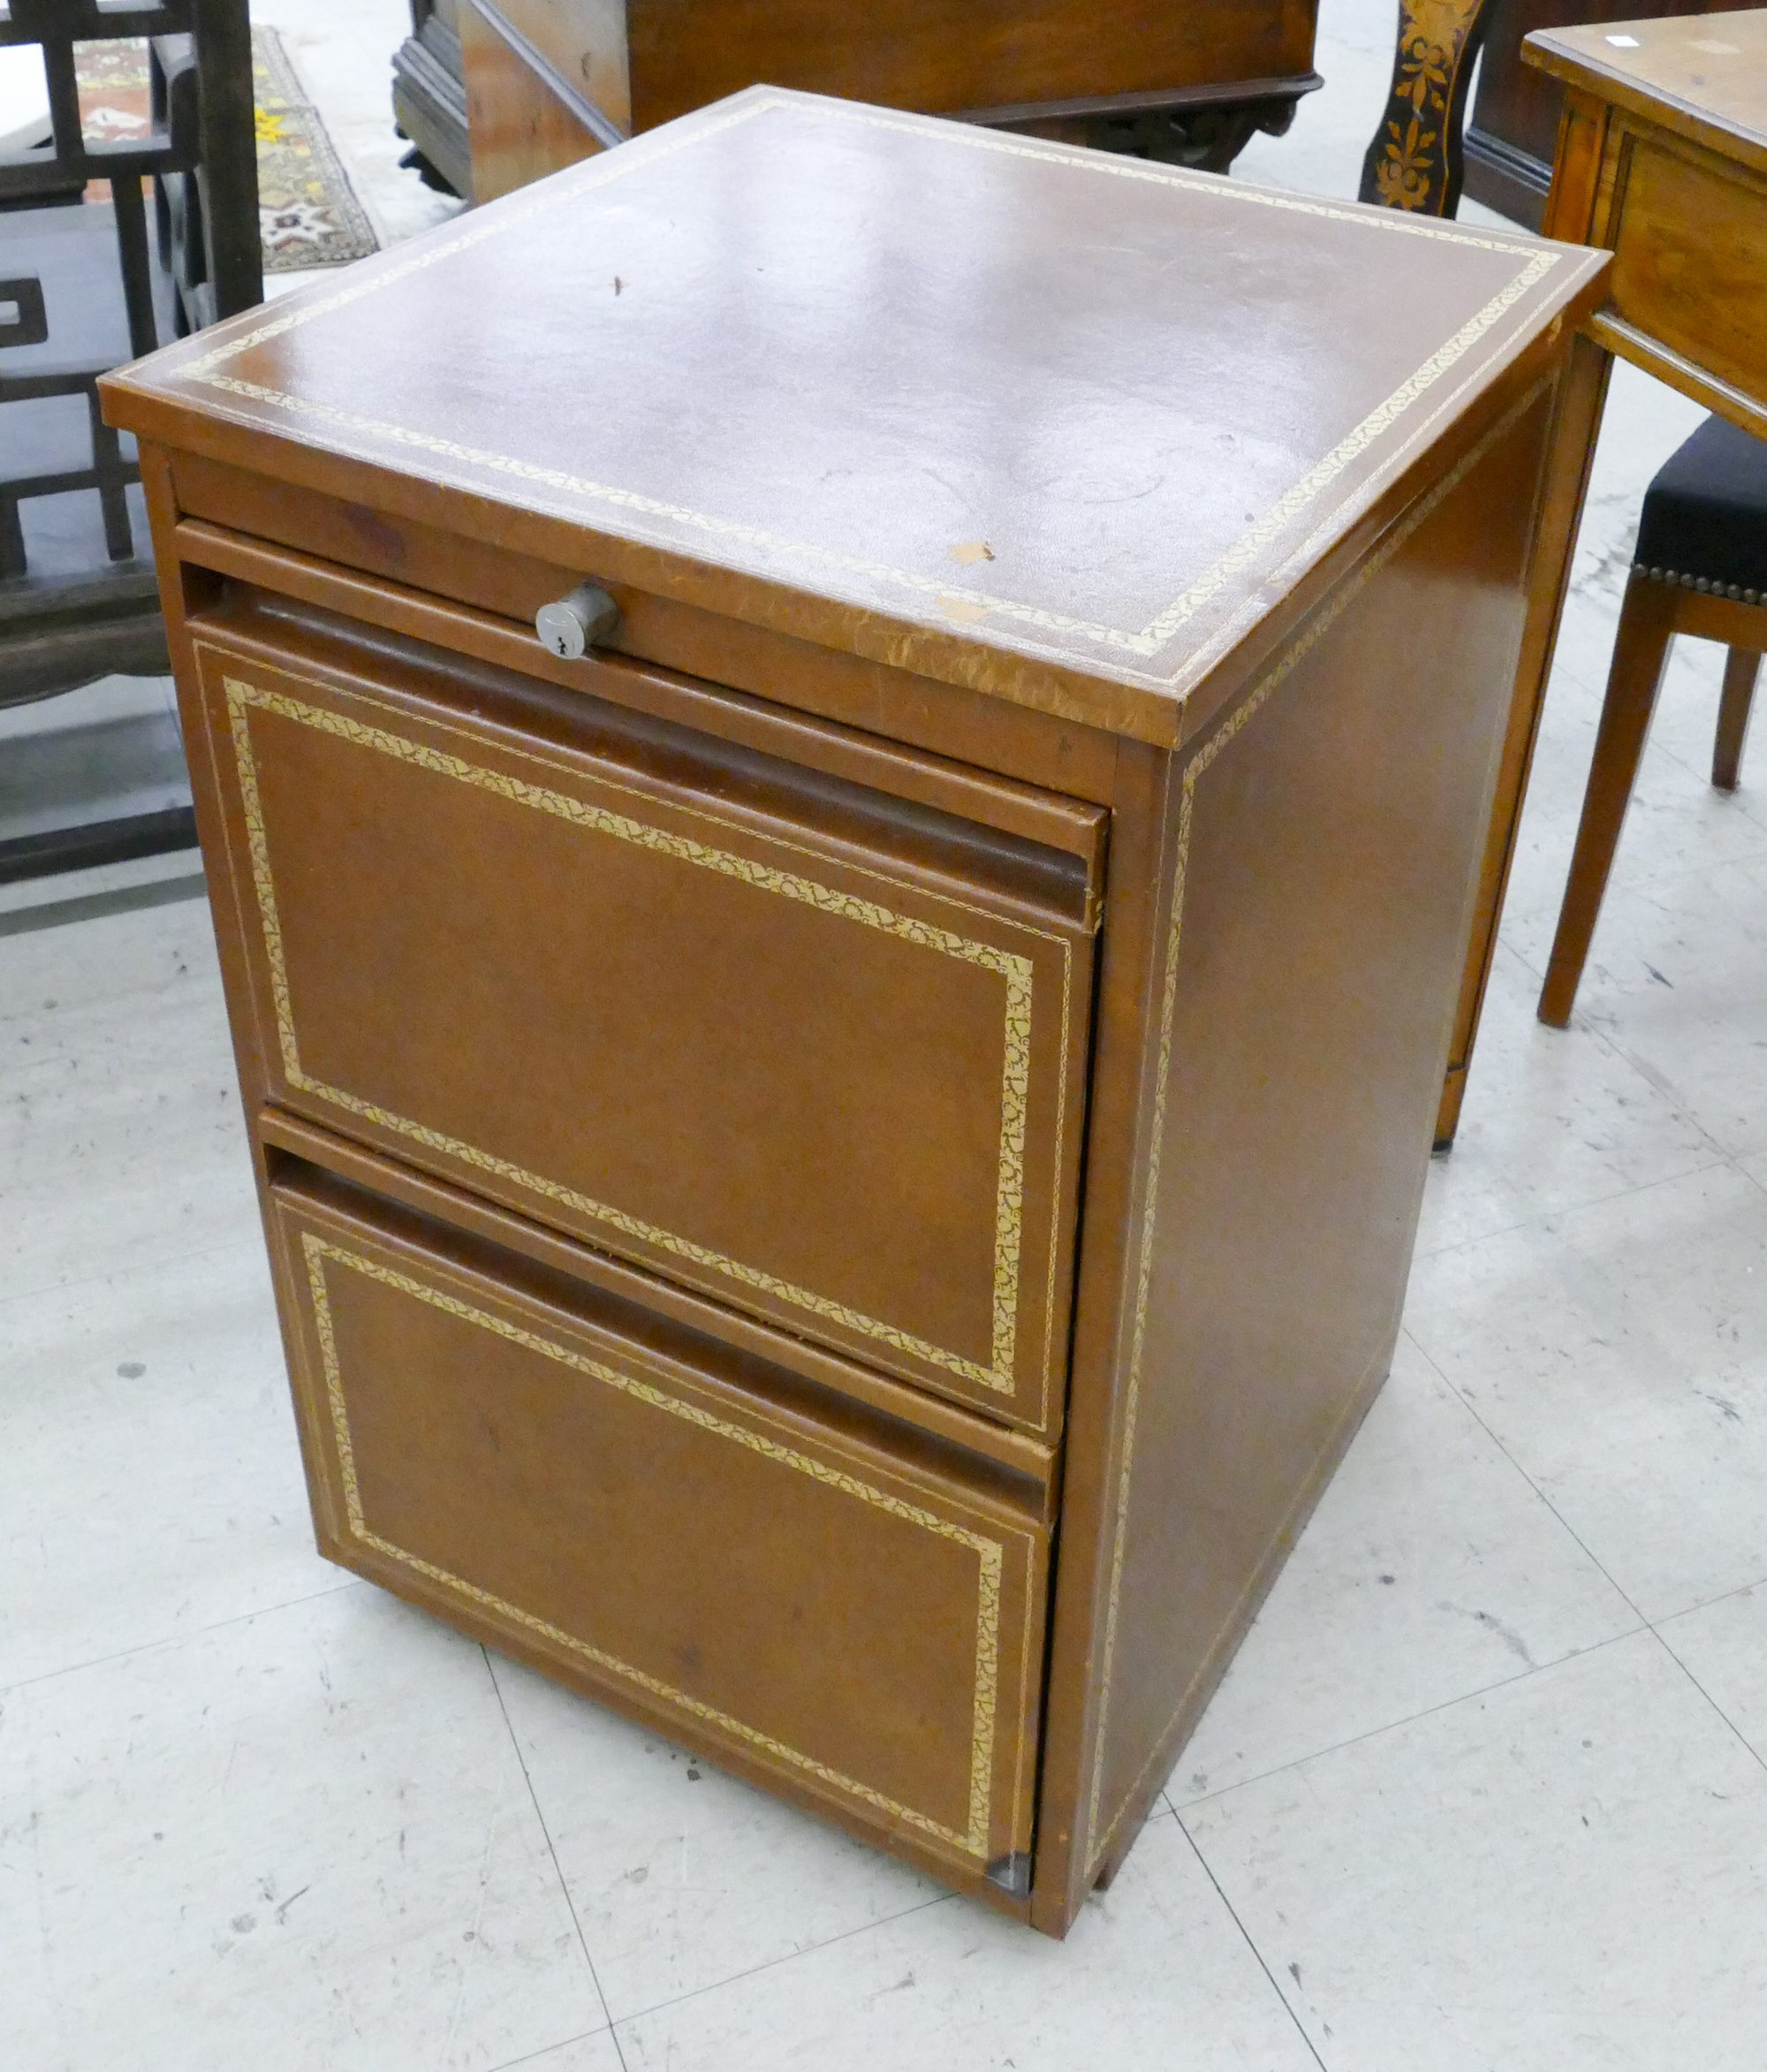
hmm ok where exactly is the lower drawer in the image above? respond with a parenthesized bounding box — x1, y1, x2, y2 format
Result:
(269, 1167, 1048, 1891)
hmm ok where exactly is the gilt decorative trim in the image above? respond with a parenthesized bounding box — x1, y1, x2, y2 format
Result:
(301, 1231, 1015, 1857)
(1081, 373, 1554, 1878)
(161, 90, 1559, 695)
(215, 663, 1079, 1415)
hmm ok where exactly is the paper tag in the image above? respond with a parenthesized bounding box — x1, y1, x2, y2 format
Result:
(1605, 33, 1641, 46)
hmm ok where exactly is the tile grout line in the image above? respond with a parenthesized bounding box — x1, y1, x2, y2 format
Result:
(1414, 1326, 1767, 1732)
(1419, 925, 1740, 1242)
(1414, 1133, 1751, 1278)
(483, 1648, 628, 2070)
(1411, 1150, 1735, 1266)
(1657, 1569, 1767, 1623)
(0, 1575, 368, 1698)
(610, 1887, 958, 2031)
(1169, 1806, 1331, 2072)
(482, 2030, 615, 2072)
(1407, 1317, 1767, 1664)
(1167, 1625, 1648, 1818)
(0, 1230, 266, 1318)
(484, 2032, 604, 2072)
(1399, 1325, 1657, 1628)
(1567, 1021, 1748, 1156)
(1494, 924, 1767, 1166)
(1642, 1624, 1767, 1782)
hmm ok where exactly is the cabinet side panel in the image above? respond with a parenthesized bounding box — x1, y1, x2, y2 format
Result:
(460, 0, 609, 201)
(1080, 384, 1556, 1880)
(489, 0, 631, 131)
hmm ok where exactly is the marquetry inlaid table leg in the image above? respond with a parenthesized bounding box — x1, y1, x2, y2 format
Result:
(1537, 570, 1680, 1029)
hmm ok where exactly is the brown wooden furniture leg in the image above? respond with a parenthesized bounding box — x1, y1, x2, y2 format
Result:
(1090, 1814, 1146, 1894)
(1537, 573, 1680, 1028)
(1433, 330, 1611, 1145)
(1713, 648, 1761, 793)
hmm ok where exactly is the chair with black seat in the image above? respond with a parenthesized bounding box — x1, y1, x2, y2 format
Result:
(1, 0, 259, 880)
(1537, 413, 1765, 1027)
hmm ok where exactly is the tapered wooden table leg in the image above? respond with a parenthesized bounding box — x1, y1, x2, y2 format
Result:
(1712, 648, 1760, 793)
(1090, 1813, 1147, 1894)
(1537, 573, 1679, 1028)
(1433, 330, 1612, 1146)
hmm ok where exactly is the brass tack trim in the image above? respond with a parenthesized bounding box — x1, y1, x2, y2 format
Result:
(1636, 563, 1763, 604)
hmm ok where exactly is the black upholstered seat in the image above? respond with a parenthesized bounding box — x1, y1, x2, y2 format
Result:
(1634, 413, 1767, 603)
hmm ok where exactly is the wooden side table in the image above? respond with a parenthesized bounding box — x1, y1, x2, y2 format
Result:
(1525, 8, 1767, 437)
(1430, 11, 1767, 1123)
(1462, 0, 1758, 230)
(102, 90, 1605, 1933)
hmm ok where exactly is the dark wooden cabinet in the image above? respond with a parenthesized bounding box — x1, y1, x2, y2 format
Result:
(102, 90, 1606, 1933)
(451, 0, 1323, 201)
(392, 0, 471, 198)
(1464, 0, 1758, 225)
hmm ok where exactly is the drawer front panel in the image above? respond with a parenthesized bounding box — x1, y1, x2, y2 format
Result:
(1609, 130, 1767, 408)
(270, 1177, 1046, 1878)
(195, 616, 1095, 1435)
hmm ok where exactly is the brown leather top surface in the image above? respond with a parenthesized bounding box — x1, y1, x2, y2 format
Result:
(1526, 10, 1767, 164)
(105, 89, 1607, 740)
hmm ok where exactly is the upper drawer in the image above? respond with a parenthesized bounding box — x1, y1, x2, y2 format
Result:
(1607, 128, 1767, 414)
(192, 588, 1101, 1437)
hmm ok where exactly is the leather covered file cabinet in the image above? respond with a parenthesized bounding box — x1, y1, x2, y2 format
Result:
(102, 89, 1609, 1935)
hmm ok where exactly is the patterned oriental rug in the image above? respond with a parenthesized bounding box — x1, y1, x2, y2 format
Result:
(72, 27, 378, 273)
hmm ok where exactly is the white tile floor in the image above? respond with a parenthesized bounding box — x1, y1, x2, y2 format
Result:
(5, 4, 1767, 2066)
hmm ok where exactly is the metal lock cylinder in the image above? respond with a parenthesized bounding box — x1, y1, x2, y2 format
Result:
(535, 582, 620, 659)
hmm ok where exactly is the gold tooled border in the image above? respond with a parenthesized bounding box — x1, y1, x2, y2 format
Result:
(302, 1231, 1008, 1857)
(1080, 376, 1557, 1874)
(166, 94, 1563, 686)
(223, 667, 1066, 1405)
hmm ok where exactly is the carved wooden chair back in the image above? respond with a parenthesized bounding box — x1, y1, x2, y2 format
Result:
(1360, 0, 1496, 216)
(0, 0, 259, 345)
